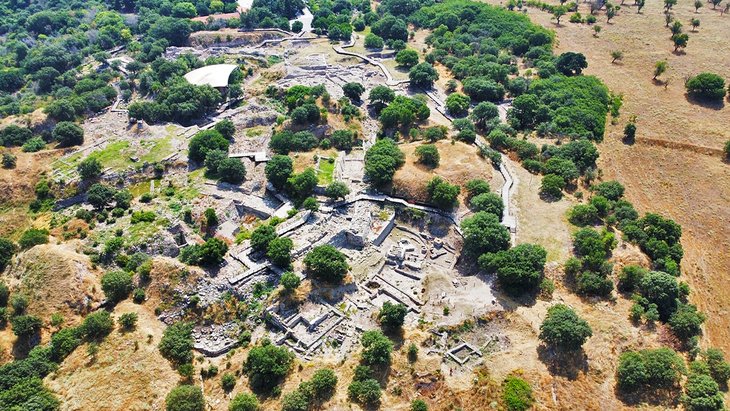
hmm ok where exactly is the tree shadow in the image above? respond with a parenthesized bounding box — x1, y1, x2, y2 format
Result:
(614, 384, 682, 407)
(536, 345, 589, 380)
(684, 93, 726, 110)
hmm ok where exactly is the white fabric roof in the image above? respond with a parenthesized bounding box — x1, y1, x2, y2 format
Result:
(184, 64, 238, 88)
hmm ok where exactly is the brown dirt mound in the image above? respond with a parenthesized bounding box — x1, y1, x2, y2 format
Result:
(3, 243, 104, 326)
(392, 140, 495, 203)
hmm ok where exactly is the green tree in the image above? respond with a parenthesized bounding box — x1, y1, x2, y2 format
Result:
(18, 228, 49, 249)
(101, 270, 133, 304)
(165, 385, 204, 411)
(11, 315, 42, 339)
(214, 119, 236, 139)
(250, 224, 277, 253)
(479, 244, 547, 295)
(81, 310, 114, 340)
(368, 86, 395, 111)
(287, 168, 318, 200)
(342, 82, 365, 102)
(553, 5, 567, 24)
(409, 63, 439, 89)
(364, 138, 405, 186)
(445, 93, 471, 117)
(470, 192, 503, 217)
(539, 304, 592, 351)
(556, 52, 588, 76)
(461, 212, 510, 260)
(159, 322, 194, 365)
(53, 122, 84, 147)
(672, 33, 689, 52)
(470, 101, 499, 128)
(395, 49, 419, 67)
(668, 304, 706, 341)
(78, 157, 102, 180)
(229, 393, 259, 411)
(411, 399, 428, 411)
(540, 174, 565, 199)
(188, 130, 229, 163)
(310, 368, 338, 399)
(426, 176, 460, 210)
(654, 60, 668, 80)
(414, 144, 440, 168)
(119, 312, 138, 331)
(0, 238, 17, 272)
(364, 33, 384, 49)
(265, 155, 294, 190)
(245, 341, 294, 391)
(686, 73, 727, 101)
(280, 271, 301, 293)
(324, 181, 350, 200)
(360, 330, 393, 365)
(304, 245, 348, 282)
(86, 183, 116, 209)
(683, 373, 724, 411)
(639, 271, 680, 320)
(267, 237, 293, 267)
(378, 302, 407, 328)
(218, 158, 246, 184)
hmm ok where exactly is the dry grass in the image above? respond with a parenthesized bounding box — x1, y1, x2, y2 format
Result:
(45, 301, 179, 411)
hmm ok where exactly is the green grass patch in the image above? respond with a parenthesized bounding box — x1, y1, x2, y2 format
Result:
(317, 157, 335, 185)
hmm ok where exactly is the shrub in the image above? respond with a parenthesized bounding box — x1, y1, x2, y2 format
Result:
(502, 376, 533, 411)
(101, 270, 133, 303)
(568, 204, 599, 226)
(50, 326, 82, 361)
(265, 155, 294, 189)
(0, 238, 16, 272)
(364, 138, 404, 186)
(21, 136, 45, 152)
(119, 312, 138, 330)
(214, 119, 236, 139)
(179, 238, 228, 266)
(540, 174, 565, 199)
(683, 373, 724, 411)
(2, 152, 16, 169)
(131, 211, 156, 224)
(324, 181, 350, 200)
(638, 271, 680, 320)
(165, 385, 204, 411)
(267, 237, 293, 267)
(445, 93, 471, 117)
(81, 310, 114, 340)
(685, 73, 726, 101)
(617, 348, 686, 391)
(286, 168, 317, 201)
(87, 183, 116, 209)
(53, 122, 84, 147)
(479, 244, 547, 295)
(218, 158, 247, 184)
(18, 228, 49, 249)
(364, 33, 384, 49)
(378, 301, 407, 328)
(244, 341, 294, 391)
(668, 304, 706, 341)
(280, 271, 300, 293)
(617, 265, 647, 292)
(395, 49, 419, 67)
(465, 179, 491, 198)
(159, 322, 194, 365)
(411, 399, 428, 411)
(414, 144, 440, 167)
(310, 368, 338, 399)
(11, 315, 42, 338)
(460, 212, 511, 261)
(539, 304, 592, 351)
(188, 130, 229, 163)
(426, 176, 460, 210)
(469, 192, 503, 217)
(303, 245, 348, 282)
(347, 378, 381, 405)
(229, 393, 259, 411)
(360, 330, 393, 365)
(78, 157, 102, 180)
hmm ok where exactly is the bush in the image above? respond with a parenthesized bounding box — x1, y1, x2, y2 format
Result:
(250, 224, 277, 253)
(179, 238, 228, 266)
(378, 302, 407, 328)
(11, 315, 42, 338)
(568, 204, 599, 226)
(165, 385, 204, 411)
(539, 304, 592, 351)
(683, 373, 724, 411)
(131, 211, 156, 224)
(0, 238, 16, 272)
(101, 270, 133, 303)
(469, 192, 503, 217)
(445, 93, 471, 117)
(409, 63, 439, 88)
(310, 368, 338, 399)
(324, 181, 350, 200)
(479, 244, 547, 295)
(1, 153, 16, 169)
(265, 155, 294, 189)
(78, 157, 102, 180)
(540, 174, 565, 199)
(364, 138, 404, 186)
(414, 144, 440, 167)
(426, 176, 460, 210)
(188, 130, 229, 163)
(638, 271, 680, 320)
(53, 122, 84, 147)
(465, 179, 491, 198)
(218, 158, 246, 184)
(460, 212, 510, 261)
(214, 119, 236, 139)
(502, 376, 533, 411)
(280, 271, 300, 293)
(81, 310, 114, 340)
(244, 341, 294, 391)
(159, 322, 194, 365)
(360, 330, 393, 365)
(22, 136, 46, 152)
(87, 183, 116, 209)
(18, 228, 49, 249)
(364, 33, 384, 49)
(303, 245, 349, 283)
(342, 82, 365, 102)
(668, 304, 705, 341)
(347, 378, 381, 405)
(395, 49, 419, 67)
(617, 348, 686, 391)
(411, 399, 428, 411)
(267, 237, 293, 267)
(229, 392, 259, 411)
(617, 265, 647, 292)
(119, 312, 138, 330)
(685, 73, 726, 101)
